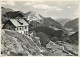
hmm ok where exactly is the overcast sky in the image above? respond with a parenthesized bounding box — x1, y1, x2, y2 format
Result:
(1, 1, 79, 19)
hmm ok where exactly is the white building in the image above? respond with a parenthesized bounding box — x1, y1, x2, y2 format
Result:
(3, 18, 29, 35)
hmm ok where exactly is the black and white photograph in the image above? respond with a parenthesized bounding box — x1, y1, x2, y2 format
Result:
(1, 0, 79, 56)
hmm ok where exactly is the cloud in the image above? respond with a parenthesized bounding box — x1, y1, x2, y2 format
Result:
(67, 6, 72, 9)
(73, 12, 78, 15)
(24, 0, 45, 5)
(13, 8, 19, 11)
(24, 2, 33, 5)
(1, 1, 15, 6)
(33, 4, 51, 9)
(33, 4, 62, 11)
(27, 0, 45, 2)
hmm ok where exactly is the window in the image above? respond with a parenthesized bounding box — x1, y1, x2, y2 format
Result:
(20, 27, 21, 30)
(24, 31, 27, 34)
(9, 28, 10, 30)
(16, 27, 19, 30)
(26, 31, 28, 34)
(25, 26, 27, 29)
(24, 31, 25, 34)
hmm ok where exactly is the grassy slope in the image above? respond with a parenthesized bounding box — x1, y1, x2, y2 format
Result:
(1, 29, 42, 56)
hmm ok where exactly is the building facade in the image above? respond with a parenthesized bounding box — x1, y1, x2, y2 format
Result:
(3, 18, 29, 35)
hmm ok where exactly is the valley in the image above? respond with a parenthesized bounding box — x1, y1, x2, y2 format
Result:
(1, 7, 79, 56)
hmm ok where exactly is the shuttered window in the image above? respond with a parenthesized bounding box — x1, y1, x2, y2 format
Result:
(20, 27, 21, 30)
(25, 26, 27, 29)
(17, 27, 18, 30)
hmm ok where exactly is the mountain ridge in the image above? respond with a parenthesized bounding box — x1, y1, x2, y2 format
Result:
(2, 7, 65, 31)
(64, 18, 78, 32)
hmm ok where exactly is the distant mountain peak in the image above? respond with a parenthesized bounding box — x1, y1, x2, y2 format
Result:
(27, 11, 36, 14)
(26, 11, 42, 21)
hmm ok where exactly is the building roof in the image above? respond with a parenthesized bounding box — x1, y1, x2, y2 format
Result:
(46, 41, 57, 48)
(9, 19, 29, 27)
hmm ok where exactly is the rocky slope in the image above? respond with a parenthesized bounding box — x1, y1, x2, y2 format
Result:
(1, 7, 14, 15)
(1, 29, 78, 56)
(56, 19, 70, 26)
(1, 7, 14, 24)
(68, 32, 78, 45)
(64, 18, 78, 32)
(25, 12, 64, 30)
(1, 7, 24, 24)
(1, 29, 45, 56)
(24, 11, 42, 21)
